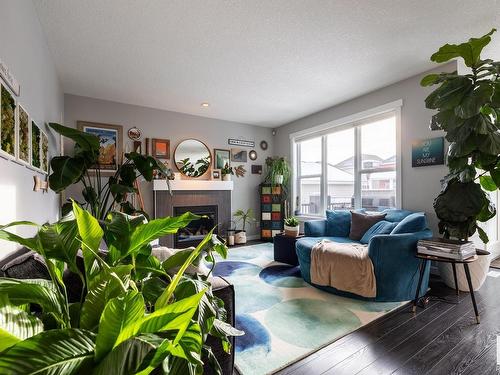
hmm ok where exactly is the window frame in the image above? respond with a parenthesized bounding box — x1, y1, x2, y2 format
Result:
(290, 100, 402, 217)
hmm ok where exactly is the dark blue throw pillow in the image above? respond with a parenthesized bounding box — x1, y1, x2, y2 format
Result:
(325, 209, 365, 237)
(360, 220, 397, 244)
(390, 212, 427, 234)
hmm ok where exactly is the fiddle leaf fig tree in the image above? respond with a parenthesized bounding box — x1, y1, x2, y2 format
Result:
(421, 28, 500, 243)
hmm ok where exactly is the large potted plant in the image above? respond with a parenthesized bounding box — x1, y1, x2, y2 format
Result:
(264, 157, 291, 187)
(233, 208, 256, 244)
(421, 28, 500, 290)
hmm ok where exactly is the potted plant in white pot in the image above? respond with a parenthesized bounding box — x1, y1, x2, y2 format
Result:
(421, 28, 500, 290)
(284, 216, 300, 237)
(233, 208, 256, 244)
(221, 163, 233, 181)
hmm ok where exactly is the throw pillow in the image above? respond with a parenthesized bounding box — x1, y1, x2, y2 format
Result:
(152, 246, 209, 275)
(326, 209, 365, 237)
(0, 250, 50, 279)
(349, 211, 386, 240)
(381, 209, 414, 223)
(360, 220, 398, 244)
(390, 212, 427, 234)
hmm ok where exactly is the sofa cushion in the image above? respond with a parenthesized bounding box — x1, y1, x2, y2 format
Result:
(360, 221, 398, 244)
(0, 250, 50, 279)
(390, 212, 426, 234)
(349, 212, 386, 240)
(381, 209, 414, 223)
(325, 209, 365, 237)
(304, 220, 327, 237)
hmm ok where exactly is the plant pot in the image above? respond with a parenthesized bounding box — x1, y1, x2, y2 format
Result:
(222, 174, 231, 181)
(274, 175, 284, 184)
(234, 231, 247, 244)
(284, 225, 300, 237)
(438, 254, 491, 291)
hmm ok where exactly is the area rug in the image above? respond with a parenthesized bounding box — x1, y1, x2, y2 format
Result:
(212, 242, 405, 375)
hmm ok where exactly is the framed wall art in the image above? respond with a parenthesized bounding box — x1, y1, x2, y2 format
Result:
(40, 130, 49, 173)
(31, 121, 41, 169)
(411, 137, 445, 167)
(17, 104, 30, 165)
(152, 138, 170, 159)
(77, 121, 123, 174)
(214, 148, 230, 169)
(228, 138, 254, 147)
(0, 81, 17, 158)
(231, 148, 247, 163)
(212, 169, 221, 180)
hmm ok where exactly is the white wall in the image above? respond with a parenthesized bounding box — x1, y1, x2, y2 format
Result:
(64, 94, 274, 237)
(0, 0, 63, 254)
(275, 63, 457, 235)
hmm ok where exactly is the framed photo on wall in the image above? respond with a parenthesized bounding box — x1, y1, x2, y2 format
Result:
(77, 121, 123, 174)
(212, 169, 221, 180)
(231, 148, 247, 163)
(0, 81, 17, 159)
(213, 148, 230, 169)
(152, 138, 170, 159)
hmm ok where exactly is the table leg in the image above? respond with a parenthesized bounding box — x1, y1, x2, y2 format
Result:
(413, 259, 427, 313)
(463, 263, 480, 324)
(452, 263, 459, 296)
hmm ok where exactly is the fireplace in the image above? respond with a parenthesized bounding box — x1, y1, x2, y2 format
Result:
(173, 205, 218, 248)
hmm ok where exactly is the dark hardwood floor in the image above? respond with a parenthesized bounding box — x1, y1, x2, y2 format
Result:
(272, 269, 500, 375)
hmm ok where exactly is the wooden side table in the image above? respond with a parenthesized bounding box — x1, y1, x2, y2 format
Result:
(413, 253, 480, 324)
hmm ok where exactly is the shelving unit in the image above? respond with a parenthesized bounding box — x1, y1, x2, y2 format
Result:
(260, 183, 285, 241)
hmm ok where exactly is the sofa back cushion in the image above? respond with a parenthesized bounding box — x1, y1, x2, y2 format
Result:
(390, 212, 427, 234)
(381, 209, 414, 223)
(360, 221, 398, 244)
(349, 211, 386, 240)
(325, 209, 365, 237)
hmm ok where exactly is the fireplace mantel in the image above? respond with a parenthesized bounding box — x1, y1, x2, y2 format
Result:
(153, 179, 233, 191)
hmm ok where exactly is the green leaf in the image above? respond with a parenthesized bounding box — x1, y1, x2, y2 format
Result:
(202, 345, 223, 375)
(430, 29, 496, 67)
(455, 82, 494, 119)
(49, 123, 99, 154)
(94, 290, 145, 360)
(82, 186, 98, 210)
(162, 248, 200, 273)
(72, 201, 103, 275)
(425, 77, 473, 110)
(490, 168, 500, 186)
(479, 175, 497, 191)
(126, 152, 167, 181)
(141, 277, 169, 305)
(420, 72, 459, 87)
(434, 181, 485, 223)
(0, 328, 96, 375)
(477, 226, 489, 243)
(104, 211, 145, 264)
(49, 156, 86, 193)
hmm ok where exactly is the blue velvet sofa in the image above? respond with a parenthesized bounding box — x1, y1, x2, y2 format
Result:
(296, 209, 432, 302)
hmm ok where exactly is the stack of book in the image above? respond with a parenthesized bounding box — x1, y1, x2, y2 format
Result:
(417, 238, 476, 260)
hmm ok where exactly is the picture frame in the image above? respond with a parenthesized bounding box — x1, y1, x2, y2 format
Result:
(213, 148, 230, 169)
(0, 81, 17, 159)
(17, 104, 30, 166)
(411, 137, 445, 167)
(231, 148, 247, 163)
(228, 138, 255, 147)
(77, 121, 123, 174)
(152, 138, 170, 159)
(40, 130, 49, 174)
(31, 120, 41, 170)
(251, 164, 263, 174)
(212, 169, 221, 180)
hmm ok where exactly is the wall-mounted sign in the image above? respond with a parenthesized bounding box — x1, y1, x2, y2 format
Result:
(0, 58, 20, 96)
(412, 137, 445, 167)
(228, 138, 255, 147)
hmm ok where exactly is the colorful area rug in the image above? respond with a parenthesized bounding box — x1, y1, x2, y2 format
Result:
(212, 242, 405, 375)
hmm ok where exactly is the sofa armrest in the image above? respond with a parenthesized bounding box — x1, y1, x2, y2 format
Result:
(304, 219, 327, 237)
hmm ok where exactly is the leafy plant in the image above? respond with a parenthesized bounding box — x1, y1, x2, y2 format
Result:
(264, 157, 291, 187)
(178, 157, 210, 177)
(233, 209, 256, 232)
(48, 123, 171, 220)
(221, 163, 233, 176)
(421, 28, 500, 242)
(284, 216, 299, 227)
(0, 204, 243, 374)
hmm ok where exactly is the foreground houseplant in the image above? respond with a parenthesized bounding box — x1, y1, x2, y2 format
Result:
(421, 28, 500, 289)
(233, 209, 256, 244)
(284, 216, 300, 237)
(0, 203, 242, 374)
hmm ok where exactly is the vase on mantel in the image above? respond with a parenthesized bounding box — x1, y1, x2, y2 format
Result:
(222, 174, 231, 181)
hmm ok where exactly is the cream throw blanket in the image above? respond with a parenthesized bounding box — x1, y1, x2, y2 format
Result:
(310, 240, 376, 298)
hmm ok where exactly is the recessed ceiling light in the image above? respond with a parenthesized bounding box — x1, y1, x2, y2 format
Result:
(201, 102, 210, 108)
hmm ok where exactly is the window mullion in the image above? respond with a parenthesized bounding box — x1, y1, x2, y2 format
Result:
(321, 135, 328, 213)
(354, 126, 361, 209)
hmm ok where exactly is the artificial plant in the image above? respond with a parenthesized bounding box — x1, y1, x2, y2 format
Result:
(48, 123, 171, 220)
(233, 209, 256, 232)
(0, 203, 243, 374)
(421, 28, 500, 243)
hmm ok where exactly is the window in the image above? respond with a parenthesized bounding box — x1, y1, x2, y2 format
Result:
(294, 110, 399, 216)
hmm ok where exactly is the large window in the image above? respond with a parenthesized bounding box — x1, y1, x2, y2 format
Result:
(294, 112, 398, 216)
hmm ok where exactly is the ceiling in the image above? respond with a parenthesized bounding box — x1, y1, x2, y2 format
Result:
(33, 0, 500, 127)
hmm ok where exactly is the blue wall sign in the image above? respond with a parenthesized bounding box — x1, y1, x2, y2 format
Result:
(411, 137, 444, 167)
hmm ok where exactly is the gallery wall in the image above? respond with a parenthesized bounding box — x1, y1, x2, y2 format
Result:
(64, 94, 274, 238)
(274, 63, 457, 237)
(0, 0, 63, 254)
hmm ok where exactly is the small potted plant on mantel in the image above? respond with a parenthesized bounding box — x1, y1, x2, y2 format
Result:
(221, 163, 233, 181)
(233, 208, 256, 244)
(284, 216, 300, 237)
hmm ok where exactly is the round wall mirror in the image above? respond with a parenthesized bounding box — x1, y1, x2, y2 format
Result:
(174, 139, 211, 177)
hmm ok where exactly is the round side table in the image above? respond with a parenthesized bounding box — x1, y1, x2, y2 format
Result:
(413, 253, 480, 324)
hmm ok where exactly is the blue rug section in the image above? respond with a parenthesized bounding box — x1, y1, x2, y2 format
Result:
(213, 261, 261, 277)
(235, 314, 271, 353)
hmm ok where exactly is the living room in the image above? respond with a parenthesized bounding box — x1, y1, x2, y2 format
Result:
(0, 1, 500, 374)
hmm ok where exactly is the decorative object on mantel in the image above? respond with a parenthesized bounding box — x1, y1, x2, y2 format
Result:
(231, 148, 247, 162)
(17, 104, 30, 165)
(233, 208, 256, 244)
(47, 122, 170, 218)
(420, 28, 500, 291)
(174, 138, 211, 178)
(77, 121, 123, 175)
(251, 164, 263, 174)
(213, 148, 230, 169)
(127, 126, 141, 140)
(260, 140, 268, 150)
(284, 216, 300, 237)
(221, 163, 233, 181)
(33, 175, 49, 192)
(212, 169, 221, 180)
(152, 138, 170, 159)
(1, 81, 17, 158)
(0, 58, 20, 96)
(31, 121, 41, 169)
(411, 137, 445, 167)
(228, 138, 255, 147)
(234, 164, 246, 178)
(249, 149, 258, 160)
